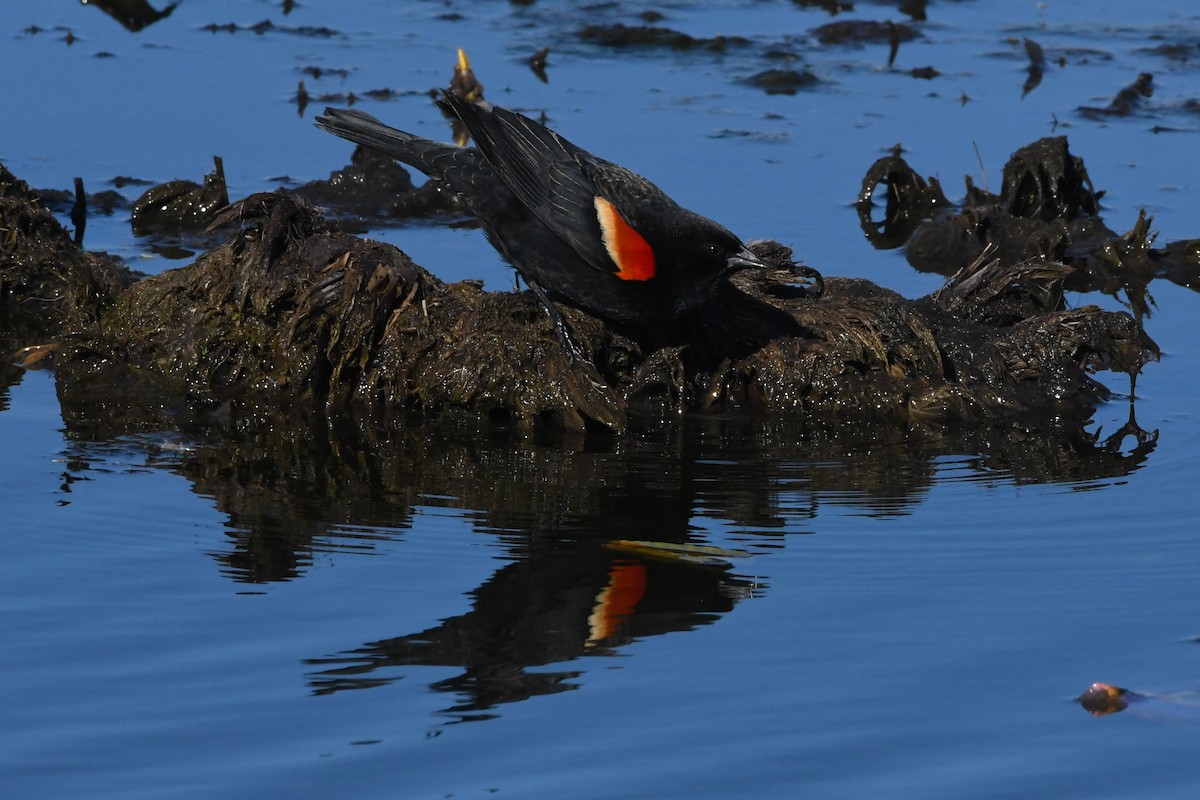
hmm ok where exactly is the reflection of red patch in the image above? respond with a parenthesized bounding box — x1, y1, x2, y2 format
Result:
(594, 196, 656, 281)
(588, 561, 647, 643)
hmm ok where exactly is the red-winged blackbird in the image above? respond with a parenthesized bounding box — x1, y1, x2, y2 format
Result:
(315, 92, 771, 328)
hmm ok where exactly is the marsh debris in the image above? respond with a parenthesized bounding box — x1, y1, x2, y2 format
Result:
(1079, 72, 1154, 119)
(528, 47, 550, 83)
(741, 68, 821, 95)
(131, 155, 230, 236)
(288, 145, 466, 226)
(579, 23, 750, 52)
(1023, 37, 1046, 97)
(0, 163, 141, 326)
(858, 135, 1200, 323)
(3, 132, 1163, 435)
(813, 19, 919, 46)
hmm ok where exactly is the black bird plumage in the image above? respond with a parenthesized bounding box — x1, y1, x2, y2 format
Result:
(315, 92, 768, 327)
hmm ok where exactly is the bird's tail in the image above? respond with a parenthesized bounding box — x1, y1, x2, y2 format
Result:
(314, 107, 457, 180)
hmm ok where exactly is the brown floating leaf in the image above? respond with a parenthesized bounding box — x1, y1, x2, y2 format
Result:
(606, 540, 753, 569)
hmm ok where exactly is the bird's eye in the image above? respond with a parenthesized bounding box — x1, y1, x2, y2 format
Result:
(706, 243, 723, 257)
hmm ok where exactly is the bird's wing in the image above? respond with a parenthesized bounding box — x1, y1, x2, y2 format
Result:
(441, 93, 634, 275)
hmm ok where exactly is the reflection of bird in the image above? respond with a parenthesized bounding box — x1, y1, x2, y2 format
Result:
(315, 92, 770, 331)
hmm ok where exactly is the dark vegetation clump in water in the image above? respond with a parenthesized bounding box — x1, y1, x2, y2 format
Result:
(740, 68, 822, 95)
(129, 156, 230, 237)
(0, 129, 1162, 436)
(578, 22, 751, 52)
(0, 165, 141, 328)
(861, 136, 1200, 325)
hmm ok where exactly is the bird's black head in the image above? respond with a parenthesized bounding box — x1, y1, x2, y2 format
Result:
(627, 210, 768, 318)
(669, 211, 768, 282)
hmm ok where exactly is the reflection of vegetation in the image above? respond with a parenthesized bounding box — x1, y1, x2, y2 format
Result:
(46, 401, 1158, 721)
(81, 0, 179, 32)
(52, 402, 1159, 586)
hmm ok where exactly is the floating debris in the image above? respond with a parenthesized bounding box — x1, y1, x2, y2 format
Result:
(1078, 681, 1200, 720)
(1079, 72, 1154, 119)
(741, 68, 820, 95)
(528, 46, 550, 83)
(579, 23, 749, 52)
(606, 540, 754, 569)
(1023, 37, 1045, 97)
(813, 19, 919, 46)
(131, 156, 230, 236)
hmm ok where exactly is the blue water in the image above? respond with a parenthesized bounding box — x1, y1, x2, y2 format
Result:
(4, 1, 1200, 798)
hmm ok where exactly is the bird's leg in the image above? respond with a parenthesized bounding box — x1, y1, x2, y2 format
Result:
(526, 278, 586, 364)
(525, 278, 625, 426)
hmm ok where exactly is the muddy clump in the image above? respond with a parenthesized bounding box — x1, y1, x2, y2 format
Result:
(131, 155, 230, 236)
(579, 23, 750, 52)
(1, 163, 141, 326)
(859, 135, 1200, 323)
(3, 135, 1161, 434)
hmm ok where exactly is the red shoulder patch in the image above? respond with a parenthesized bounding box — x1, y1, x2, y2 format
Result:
(594, 196, 656, 281)
(587, 561, 647, 644)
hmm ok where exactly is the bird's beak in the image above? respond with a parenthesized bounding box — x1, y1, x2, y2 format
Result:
(726, 246, 769, 273)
